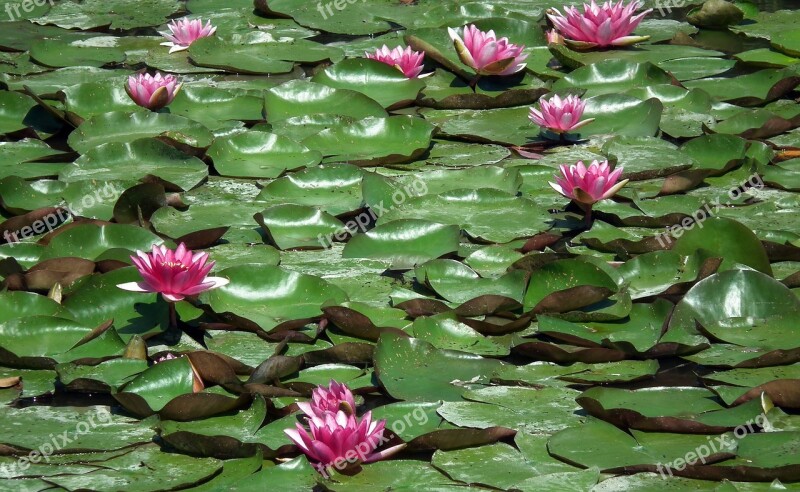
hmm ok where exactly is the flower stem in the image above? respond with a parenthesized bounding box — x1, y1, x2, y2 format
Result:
(168, 302, 178, 330)
(469, 74, 481, 91)
(584, 206, 593, 228)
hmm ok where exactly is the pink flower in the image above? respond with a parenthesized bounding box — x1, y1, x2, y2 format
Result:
(365, 45, 426, 78)
(117, 243, 229, 302)
(297, 380, 357, 419)
(160, 18, 217, 53)
(125, 72, 182, 111)
(447, 24, 527, 76)
(550, 160, 629, 205)
(529, 94, 595, 134)
(547, 0, 652, 50)
(285, 410, 405, 476)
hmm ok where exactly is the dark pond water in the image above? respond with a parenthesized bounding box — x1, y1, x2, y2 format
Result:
(753, 0, 799, 10)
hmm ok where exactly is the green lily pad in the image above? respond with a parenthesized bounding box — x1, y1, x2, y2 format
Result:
(414, 259, 526, 304)
(553, 60, 674, 96)
(412, 312, 510, 356)
(265, 80, 387, 123)
(46, 443, 223, 490)
(0, 404, 153, 452)
(548, 417, 737, 472)
(669, 269, 800, 339)
(522, 259, 619, 313)
(34, 0, 181, 29)
(188, 35, 342, 74)
(29, 39, 125, 68)
(374, 332, 503, 402)
(62, 267, 169, 341)
(302, 116, 435, 166)
(255, 204, 344, 250)
(437, 385, 582, 434)
(684, 68, 800, 106)
(67, 112, 214, 155)
(200, 265, 348, 328)
(0, 139, 66, 179)
(671, 217, 772, 275)
(378, 188, 549, 244)
(57, 358, 149, 392)
(0, 91, 38, 137)
(312, 58, 426, 108)
(208, 131, 321, 179)
(343, 219, 460, 270)
(60, 138, 209, 191)
(256, 164, 365, 216)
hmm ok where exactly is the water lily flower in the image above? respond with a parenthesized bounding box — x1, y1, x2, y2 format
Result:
(298, 380, 357, 419)
(285, 410, 404, 476)
(547, 0, 652, 50)
(117, 243, 229, 302)
(160, 18, 217, 53)
(365, 45, 426, 78)
(550, 160, 628, 206)
(125, 72, 182, 111)
(529, 94, 594, 134)
(447, 24, 527, 76)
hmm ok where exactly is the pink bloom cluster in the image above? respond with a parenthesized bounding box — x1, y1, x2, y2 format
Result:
(365, 45, 426, 78)
(117, 243, 229, 302)
(125, 72, 182, 111)
(161, 18, 217, 53)
(448, 24, 527, 76)
(529, 94, 594, 134)
(296, 379, 356, 418)
(550, 160, 628, 205)
(285, 381, 404, 476)
(547, 0, 652, 50)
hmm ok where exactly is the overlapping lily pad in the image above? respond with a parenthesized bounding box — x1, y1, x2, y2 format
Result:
(3, 0, 800, 489)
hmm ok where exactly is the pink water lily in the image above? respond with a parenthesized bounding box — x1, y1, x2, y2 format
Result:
(447, 24, 527, 76)
(550, 160, 629, 205)
(297, 380, 357, 419)
(530, 94, 594, 134)
(125, 72, 182, 111)
(547, 0, 652, 50)
(285, 410, 405, 477)
(160, 18, 217, 53)
(365, 45, 426, 78)
(117, 243, 229, 302)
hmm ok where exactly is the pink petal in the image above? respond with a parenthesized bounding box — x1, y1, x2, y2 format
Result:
(117, 281, 155, 293)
